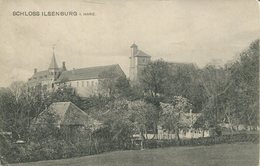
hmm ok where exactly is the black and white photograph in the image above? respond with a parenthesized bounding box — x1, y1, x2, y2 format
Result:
(0, 0, 259, 165)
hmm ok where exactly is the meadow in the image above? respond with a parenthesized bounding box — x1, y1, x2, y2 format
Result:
(10, 143, 259, 166)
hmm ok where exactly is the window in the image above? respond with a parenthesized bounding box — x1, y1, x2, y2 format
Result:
(91, 81, 94, 86)
(87, 81, 89, 86)
(77, 82, 79, 87)
(82, 81, 84, 87)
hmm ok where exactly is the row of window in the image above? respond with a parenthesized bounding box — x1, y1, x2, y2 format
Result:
(76, 80, 97, 87)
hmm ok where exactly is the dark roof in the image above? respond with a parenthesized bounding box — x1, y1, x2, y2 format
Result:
(33, 102, 102, 131)
(131, 43, 138, 48)
(167, 62, 198, 73)
(134, 50, 151, 57)
(57, 64, 125, 82)
(28, 70, 50, 83)
(168, 62, 197, 68)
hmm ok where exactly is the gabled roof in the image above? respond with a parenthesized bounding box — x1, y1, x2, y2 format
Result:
(28, 70, 50, 83)
(134, 50, 151, 57)
(168, 62, 197, 70)
(160, 102, 202, 128)
(57, 64, 125, 82)
(131, 43, 138, 48)
(49, 54, 59, 69)
(33, 102, 102, 131)
(179, 113, 202, 128)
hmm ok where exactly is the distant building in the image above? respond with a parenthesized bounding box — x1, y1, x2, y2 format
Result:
(128, 43, 197, 84)
(27, 53, 65, 90)
(33, 102, 101, 128)
(129, 43, 151, 83)
(28, 43, 196, 96)
(28, 50, 125, 97)
(32, 102, 102, 141)
(56, 64, 125, 97)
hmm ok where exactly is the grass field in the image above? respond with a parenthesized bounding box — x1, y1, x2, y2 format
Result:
(11, 143, 259, 166)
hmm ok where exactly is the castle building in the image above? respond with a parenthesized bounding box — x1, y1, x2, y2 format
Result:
(129, 43, 151, 83)
(27, 50, 125, 97)
(28, 43, 195, 96)
(27, 52, 65, 90)
(56, 64, 124, 97)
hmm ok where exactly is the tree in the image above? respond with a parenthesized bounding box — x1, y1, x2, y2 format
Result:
(99, 99, 134, 148)
(199, 65, 230, 127)
(128, 100, 158, 149)
(160, 96, 192, 141)
(224, 39, 259, 129)
(0, 81, 31, 139)
(140, 59, 171, 97)
(50, 84, 81, 105)
(98, 69, 130, 98)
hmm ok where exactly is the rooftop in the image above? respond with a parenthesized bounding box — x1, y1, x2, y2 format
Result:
(57, 64, 125, 82)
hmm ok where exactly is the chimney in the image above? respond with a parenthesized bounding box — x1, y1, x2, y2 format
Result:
(62, 61, 67, 71)
(34, 68, 37, 74)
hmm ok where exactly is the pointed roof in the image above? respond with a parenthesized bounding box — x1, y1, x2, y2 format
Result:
(33, 102, 102, 131)
(49, 54, 59, 69)
(130, 43, 138, 48)
(134, 50, 151, 57)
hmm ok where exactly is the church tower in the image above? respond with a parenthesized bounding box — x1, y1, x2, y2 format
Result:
(48, 47, 60, 81)
(129, 43, 151, 83)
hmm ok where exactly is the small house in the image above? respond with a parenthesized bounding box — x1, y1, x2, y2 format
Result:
(32, 102, 102, 141)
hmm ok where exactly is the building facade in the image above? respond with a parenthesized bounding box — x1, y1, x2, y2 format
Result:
(27, 53, 65, 90)
(28, 51, 125, 97)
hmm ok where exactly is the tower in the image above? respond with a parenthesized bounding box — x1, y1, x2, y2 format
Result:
(48, 46, 60, 81)
(129, 43, 151, 83)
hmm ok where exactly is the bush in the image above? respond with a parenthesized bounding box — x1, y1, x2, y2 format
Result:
(143, 133, 259, 149)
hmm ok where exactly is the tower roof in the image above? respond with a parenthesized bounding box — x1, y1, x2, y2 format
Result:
(49, 54, 59, 69)
(130, 43, 138, 48)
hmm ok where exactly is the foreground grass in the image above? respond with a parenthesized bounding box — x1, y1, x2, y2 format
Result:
(11, 143, 259, 166)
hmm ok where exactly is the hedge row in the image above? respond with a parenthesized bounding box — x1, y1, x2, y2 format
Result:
(143, 133, 259, 149)
(2, 133, 258, 164)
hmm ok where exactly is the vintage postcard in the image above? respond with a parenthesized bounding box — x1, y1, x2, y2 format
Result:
(0, 0, 259, 165)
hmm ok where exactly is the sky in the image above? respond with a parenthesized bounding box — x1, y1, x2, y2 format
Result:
(0, 0, 259, 87)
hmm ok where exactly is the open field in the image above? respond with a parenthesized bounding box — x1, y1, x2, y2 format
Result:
(11, 143, 259, 166)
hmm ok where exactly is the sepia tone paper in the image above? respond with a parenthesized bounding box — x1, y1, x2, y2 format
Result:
(0, 0, 259, 165)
